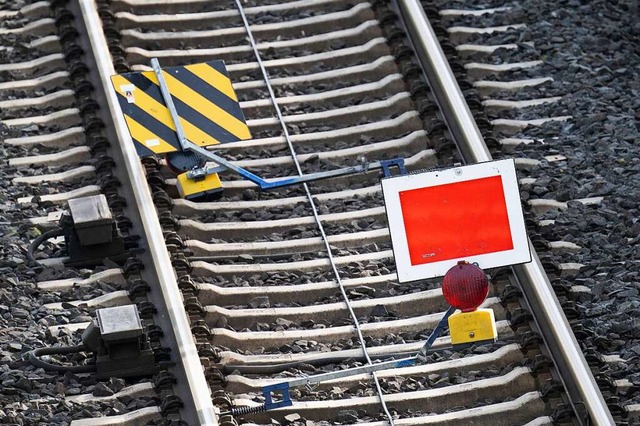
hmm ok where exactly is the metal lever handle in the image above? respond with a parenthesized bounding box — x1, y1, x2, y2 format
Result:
(187, 141, 407, 190)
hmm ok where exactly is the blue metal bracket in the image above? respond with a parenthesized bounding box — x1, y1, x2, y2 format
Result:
(379, 158, 407, 178)
(261, 382, 293, 410)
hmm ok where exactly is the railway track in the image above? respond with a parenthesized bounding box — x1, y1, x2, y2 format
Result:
(0, 0, 619, 424)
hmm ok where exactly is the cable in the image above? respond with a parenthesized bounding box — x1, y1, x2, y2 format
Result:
(28, 345, 96, 373)
(27, 227, 64, 264)
(235, 3, 395, 423)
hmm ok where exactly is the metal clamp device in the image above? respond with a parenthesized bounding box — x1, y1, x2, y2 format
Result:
(228, 262, 498, 416)
(256, 306, 456, 412)
(111, 58, 406, 200)
(150, 57, 407, 191)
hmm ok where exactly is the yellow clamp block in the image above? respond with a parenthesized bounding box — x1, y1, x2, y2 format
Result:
(177, 171, 223, 200)
(448, 308, 497, 346)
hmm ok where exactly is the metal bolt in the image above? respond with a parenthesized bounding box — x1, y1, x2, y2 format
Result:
(469, 331, 475, 338)
(454, 168, 462, 176)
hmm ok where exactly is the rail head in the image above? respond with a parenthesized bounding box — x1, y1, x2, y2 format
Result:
(74, 0, 217, 424)
(393, 0, 614, 424)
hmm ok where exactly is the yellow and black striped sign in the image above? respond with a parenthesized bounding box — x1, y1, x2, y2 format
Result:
(111, 60, 250, 156)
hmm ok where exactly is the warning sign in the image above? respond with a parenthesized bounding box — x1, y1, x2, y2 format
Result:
(111, 60, 251, 157)
(382, 159, 531, 282)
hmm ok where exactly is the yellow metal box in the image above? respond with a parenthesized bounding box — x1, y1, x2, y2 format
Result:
(448, 308, 497, 346)
(177, 172, 223, 200)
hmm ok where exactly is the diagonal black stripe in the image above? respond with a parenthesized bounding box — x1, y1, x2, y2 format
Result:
(207, 60, 230, 78)
(123, 71, 242, 145)
(115, 94, 156, 157)
(168, 65, 246, 125)
(115, 92, 180, 154)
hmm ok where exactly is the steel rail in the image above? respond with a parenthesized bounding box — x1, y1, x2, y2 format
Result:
(75, 1, 217, 424)
(393, 1, 615, 424)
(233, 0, 395, 423)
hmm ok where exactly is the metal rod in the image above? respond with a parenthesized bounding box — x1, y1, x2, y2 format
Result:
(192, 142, 401, 190)
(150, 58, 189, 151)
(188, 142, 267, 187)
(418, 306, 456, 358)
(271, 305, 454, 389)
(286, 356, 418, 388)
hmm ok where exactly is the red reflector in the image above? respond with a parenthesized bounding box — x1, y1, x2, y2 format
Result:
(442, 262, 489, 312)
(398, 175, 514, 266)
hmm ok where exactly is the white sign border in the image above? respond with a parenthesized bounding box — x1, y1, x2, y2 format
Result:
(382, 159, 531, 282)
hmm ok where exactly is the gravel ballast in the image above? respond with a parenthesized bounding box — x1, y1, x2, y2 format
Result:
(432, 0, 639, 414)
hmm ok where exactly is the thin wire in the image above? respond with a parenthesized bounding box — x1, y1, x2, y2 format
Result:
(234, 2, 395, 424)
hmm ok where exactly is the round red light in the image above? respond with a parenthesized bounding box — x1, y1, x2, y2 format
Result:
(442, 262, 489, 312)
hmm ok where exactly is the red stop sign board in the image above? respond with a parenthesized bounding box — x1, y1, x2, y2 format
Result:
(382, 159, 531, 282)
